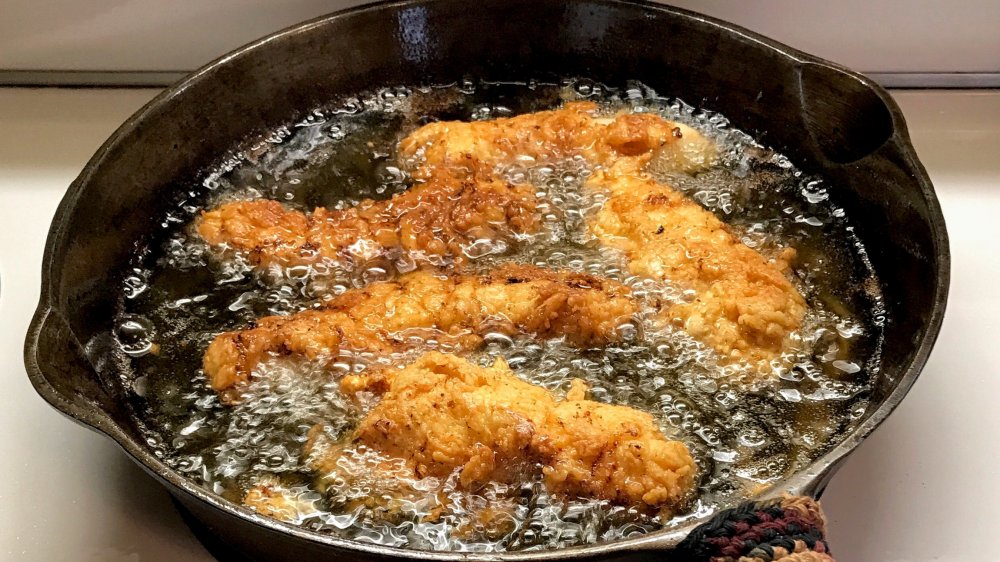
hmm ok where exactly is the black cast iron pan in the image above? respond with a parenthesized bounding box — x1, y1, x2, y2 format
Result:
(24, 1, 949, 559)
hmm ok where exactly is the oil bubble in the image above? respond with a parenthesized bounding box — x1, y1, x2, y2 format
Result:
(114, 314, 155, 357)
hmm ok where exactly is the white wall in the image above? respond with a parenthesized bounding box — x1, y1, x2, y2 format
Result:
(1, 1, 998, 73)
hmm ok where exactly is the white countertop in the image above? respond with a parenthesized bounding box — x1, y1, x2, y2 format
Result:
(0, 89, 996, 561)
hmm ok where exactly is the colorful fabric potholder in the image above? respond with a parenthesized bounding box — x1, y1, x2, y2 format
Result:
(675, 495, 835, 562)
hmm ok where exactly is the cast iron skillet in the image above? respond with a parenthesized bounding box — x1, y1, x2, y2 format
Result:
(24, 0, 949, 560)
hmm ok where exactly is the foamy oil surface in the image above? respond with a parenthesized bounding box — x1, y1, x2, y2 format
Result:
(115, 80, 885, 552)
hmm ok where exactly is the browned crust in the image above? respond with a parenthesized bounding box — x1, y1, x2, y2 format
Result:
(196, 168, 539, 271)
(203, 263, 636, 396)
(311, 352, 697, 515)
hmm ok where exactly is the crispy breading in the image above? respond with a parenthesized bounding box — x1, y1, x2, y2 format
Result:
(312, 352, 696, 514)
(196, 168, 539, 271)
(297, 443, 442, 524)
(242, 475, 317, 523)
(589, 171, 806, 369)
(400, 103, 804, 373)
(203, 263, 636, 396)
(399, 101, 716, 175)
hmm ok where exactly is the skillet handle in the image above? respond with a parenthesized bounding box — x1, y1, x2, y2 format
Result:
(24, 305, 123, 435)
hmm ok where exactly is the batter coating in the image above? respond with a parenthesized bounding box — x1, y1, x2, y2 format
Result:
(309, 352, 697, 515)
(589, 171, 806, 370)
(400, 103, 805, 373)
(203, 263, 636, 397)
(399, 101, 716, 176)
(196, 168, 538, 272)
(242, 475, 317, 523)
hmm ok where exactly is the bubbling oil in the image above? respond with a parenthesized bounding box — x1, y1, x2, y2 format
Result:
(117, 79, 884, 552)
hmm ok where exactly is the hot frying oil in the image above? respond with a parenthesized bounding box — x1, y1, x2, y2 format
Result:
(116, 80, 884, 552)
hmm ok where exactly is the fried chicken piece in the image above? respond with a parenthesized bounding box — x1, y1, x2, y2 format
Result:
(400, 103, 803, 371)
(204, 263, 636, 396)
(196, 168, 538, 271)
(399, 101, 716, 176)
(293, 437, 519, 537)
(294, 442, 441, 524)
(242, 475, 317, 523)
(312, 352, 696, 515)
(589, 171, 806, 370)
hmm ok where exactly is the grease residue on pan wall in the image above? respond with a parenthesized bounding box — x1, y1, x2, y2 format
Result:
(112, 79, 885, 552)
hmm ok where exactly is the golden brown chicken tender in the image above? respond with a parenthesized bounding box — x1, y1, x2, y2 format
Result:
(311, 352, 697, 515)
(399, 103, 805, 375)
(399, 101, 716, 175)
(203, 263, 636, 397)
(196, 168, 538, 272)
(589, 171, 806, 370)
